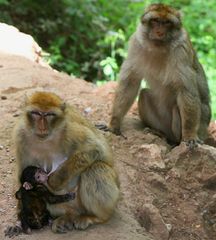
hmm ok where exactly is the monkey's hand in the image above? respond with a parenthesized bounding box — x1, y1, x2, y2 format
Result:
(183, 138, 203, 150)
(64, 192, 76, 201)
(23, 181, 33, 190)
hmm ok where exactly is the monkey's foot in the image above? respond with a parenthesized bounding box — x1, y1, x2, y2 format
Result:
(95, 123, 127, 139)
(184, 139, 203, 150)
(74, 215, 102, 230)
(4, 225, 22, 238)
(52, 216, 74, 233)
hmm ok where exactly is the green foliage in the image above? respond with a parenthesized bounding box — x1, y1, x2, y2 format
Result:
(0, 0, 215, 118)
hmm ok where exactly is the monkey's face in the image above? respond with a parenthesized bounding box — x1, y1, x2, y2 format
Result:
(34, 169, 48, 184)
(27, 109, 64, 139)
(24, 92, 66, 139)
(141, 4, 181, 44)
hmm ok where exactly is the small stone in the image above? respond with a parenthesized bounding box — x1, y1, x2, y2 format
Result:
(84, 107, 92, 115)
(13, 113, 20, 117)
(136, 204, 170, 240)
(212, 223, 216, 231)
(1, 96, 7, 100)
(9, 157, 15, 163)
(0, 145, 3, 150)
(0, 208, 5, 213)
(166, 224, 172, 232)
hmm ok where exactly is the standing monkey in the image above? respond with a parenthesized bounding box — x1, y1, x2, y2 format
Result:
(6, 91, 119, 235)
(110, 3, 211, 147)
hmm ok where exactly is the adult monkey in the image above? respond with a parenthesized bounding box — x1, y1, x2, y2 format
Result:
(7, 91, 119, 235)
(109, 3, 211, 148)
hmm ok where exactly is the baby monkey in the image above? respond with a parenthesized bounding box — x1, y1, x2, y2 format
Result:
(15, 166, 76, 234)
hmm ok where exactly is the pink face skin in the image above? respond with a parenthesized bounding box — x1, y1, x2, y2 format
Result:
(34, 169, 48, 183)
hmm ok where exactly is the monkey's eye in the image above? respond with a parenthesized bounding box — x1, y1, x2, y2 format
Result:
(30, 111, 41, 116)
(45, 112, 56, 117)
(163, 20, 172, 27)
(44, 112, 57, 118)
(150, 18, 160, 25)
(28, 111, 42, 121)
(45, 112, 57, 122)
(35, 172, 41, 181)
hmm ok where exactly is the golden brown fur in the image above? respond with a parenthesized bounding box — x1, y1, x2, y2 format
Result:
(110, 3, 211, 147)
(14, 91, 120, 233)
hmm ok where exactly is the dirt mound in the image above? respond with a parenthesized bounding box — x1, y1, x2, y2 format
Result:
(0, 24, 216, 240)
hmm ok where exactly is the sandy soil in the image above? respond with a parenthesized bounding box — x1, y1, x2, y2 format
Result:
(0, 24, 216, 240)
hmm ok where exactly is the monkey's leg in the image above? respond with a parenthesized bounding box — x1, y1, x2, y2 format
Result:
(74, 161, 119, 230)
(51, 210, 78, 233)
(198, 103, 211, 141)
(138, 88, 177, 143)
(171, 105, 181, 143)
(110, 64, 142, 135)
(177, 90, 202, 148)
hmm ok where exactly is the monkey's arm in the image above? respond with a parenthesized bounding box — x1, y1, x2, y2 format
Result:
(48, 151, 92, 192)
(46, 191, 76, 204)
(36, 185, 76, 203)
(110, 59, 142, 135)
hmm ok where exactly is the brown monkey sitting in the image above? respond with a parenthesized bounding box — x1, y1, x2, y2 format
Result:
(8, 91, 119, 235)
(109, 3, 211, 148)
(5, 166, 75, 237)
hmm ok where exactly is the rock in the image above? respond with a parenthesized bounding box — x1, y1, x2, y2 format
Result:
(203, 173, 216, 189)
(136, 203, 170, 240)
(165, 143, 216, 180)
(137, 144, 167, 170)
(202, 199, 216, 238)
(147, 173, 168, 192)
(0, 23, 47, 66)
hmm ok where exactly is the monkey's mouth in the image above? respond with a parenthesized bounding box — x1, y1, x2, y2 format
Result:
(151, 38, 169, 46)
(36, 133, 49, 139)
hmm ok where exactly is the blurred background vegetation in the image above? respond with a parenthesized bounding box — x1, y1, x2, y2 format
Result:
(0, 0, 215, 119)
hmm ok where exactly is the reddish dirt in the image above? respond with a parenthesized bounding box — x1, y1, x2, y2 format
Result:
(0, 24, 216, 240)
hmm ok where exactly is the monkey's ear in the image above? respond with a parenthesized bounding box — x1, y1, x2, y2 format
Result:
(21, 94, 29, 108)
(60, 102, 66, 111)
(140, 14, 145, 24)
(177, 10, 183, 19)
(140, 13, 148, 24)
(15, 190, 22, 199)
